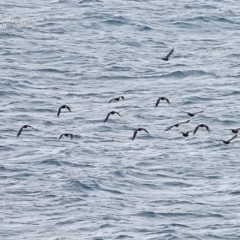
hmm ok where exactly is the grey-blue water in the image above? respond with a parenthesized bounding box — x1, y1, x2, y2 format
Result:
(1, 0, 240, 239)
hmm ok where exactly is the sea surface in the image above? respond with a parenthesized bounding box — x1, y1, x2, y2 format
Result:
(1, 0, 240, 239)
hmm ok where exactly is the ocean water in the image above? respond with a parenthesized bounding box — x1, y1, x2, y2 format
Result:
(1, 0, 240, 239)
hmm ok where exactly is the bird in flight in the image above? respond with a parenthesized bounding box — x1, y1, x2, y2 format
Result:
(59, 133, 73, 140)
(132, 128, 149, 140)
(155, 97, 170, 108)
(104, 111, 121, 123)
(217, 134, 237, 145)
(181, 110, 203, 117)
(109, 96, 124, 103)
(17, 125, 35, 138)
(193, 124, 211, 135)
(57, 105, 71, 117)
(228, 128, 240, 134)
(180, 131, 192, 137)
(162, 48, 174, 61)
(165, 119, 190, 131)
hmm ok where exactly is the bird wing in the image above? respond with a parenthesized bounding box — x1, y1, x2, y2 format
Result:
(108, 98, 114, 103)
(194, 110, 203, 114)
(115, 112, 121, 117)
(70, 134, 73, 140)
(142, 128, 149, 134)
(17, 126, 23, 138)
(165, 98, 170, 104)
(229, 134, 237, 142)
(155, 98, 160, 108)
(59, 134, 64, 140)
(29, 125, 35, 130)
(193, 125, 200, 135)
(57, 107, 61, 117)
(104, 113, 110, 123)
(132, 130, 138, 140)
(66, 106, 71, 112)
(205, 125, 211, 133)
(179, 119, 190, 125)
(165, 125, 174, 131)
(166, 48, 174, 58)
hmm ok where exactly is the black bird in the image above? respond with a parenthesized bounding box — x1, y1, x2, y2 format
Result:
(104, 111, 121, 123)
(180, 131, 192, 137)
(228, 128, 240, 134)
(109, 96, 124, 103)
(57, 105, 71, 117)
(155, 97, 170, 108)
(162, 48, 174, 61)
(165, 119, 190, 131)
(17, 125, 35, 138)
(193, 124, 211, 135)
(181, 110, 204, 117)
(59, 133, 73, 140)
(132, 128, 149, 140)
(217, 134, 237, 145)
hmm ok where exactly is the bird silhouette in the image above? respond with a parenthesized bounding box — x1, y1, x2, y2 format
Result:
(228, 128, 240, 134)
(109, 96, 124, 103)
(155, 97, 170, 108)
(132, 128, 149, 140)
(165, 119, 190, 131)
(193, 124, 211, 135)
(181, 110, 203, 117)
(180, 131, 192, 137)
(59, 133, 73, 140)
(17, 125, 35, 138)
(104, 111, 121, 123)
(57, 105, 71, 117)
(217, 134, 237, 144)
(162, 48, 174, 61)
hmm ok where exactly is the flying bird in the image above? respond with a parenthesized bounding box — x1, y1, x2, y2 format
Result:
(59, 133, 73, 140)
(162, 48, 174, 61)
(57, 105, 71, 117)
(181, 110, 204, 117)
(193, 124, 211, 135)
(155, 97, 170, 108)
(132, 128, 149, 140)
(109, 96, 124, 103)
(104, 111, 121, 123)
(228, 128, 240, 134)
(217, 134, 237, 145)
(17, 125, 35, 138)
(165, 119, 190, 131)
(180, 131, 192, 137)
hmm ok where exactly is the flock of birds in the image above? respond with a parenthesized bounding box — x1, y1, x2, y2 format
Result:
(16, 48, 238, 145)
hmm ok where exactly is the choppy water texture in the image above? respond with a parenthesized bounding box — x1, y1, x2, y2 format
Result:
(1, 0, 240, 239)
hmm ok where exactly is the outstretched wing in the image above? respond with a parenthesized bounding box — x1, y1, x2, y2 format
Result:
(229, 134, 237, 142)
(165, 98, 170, 105)
(132, 130, 138, 140)
(193, 125, 200, 135)
(17, 126, 23, 138)
(166, 48, 174, 58)
(115, 112, 121, 117)
(104, 113, 110, 123)
(142, 128, 149, 134)
(179, 119, 190, 125)
(165, 125, 174, 131)
(66, 106, 71, 112)
(194, 110, 203, 114)
(205, 125, 211, 133)
(59, 134, 64, 140)
(70, 134, 73, 140)
(108, 98, 115, 103)
(57, 107, 62, 117)
(155, 98, 160, 108)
